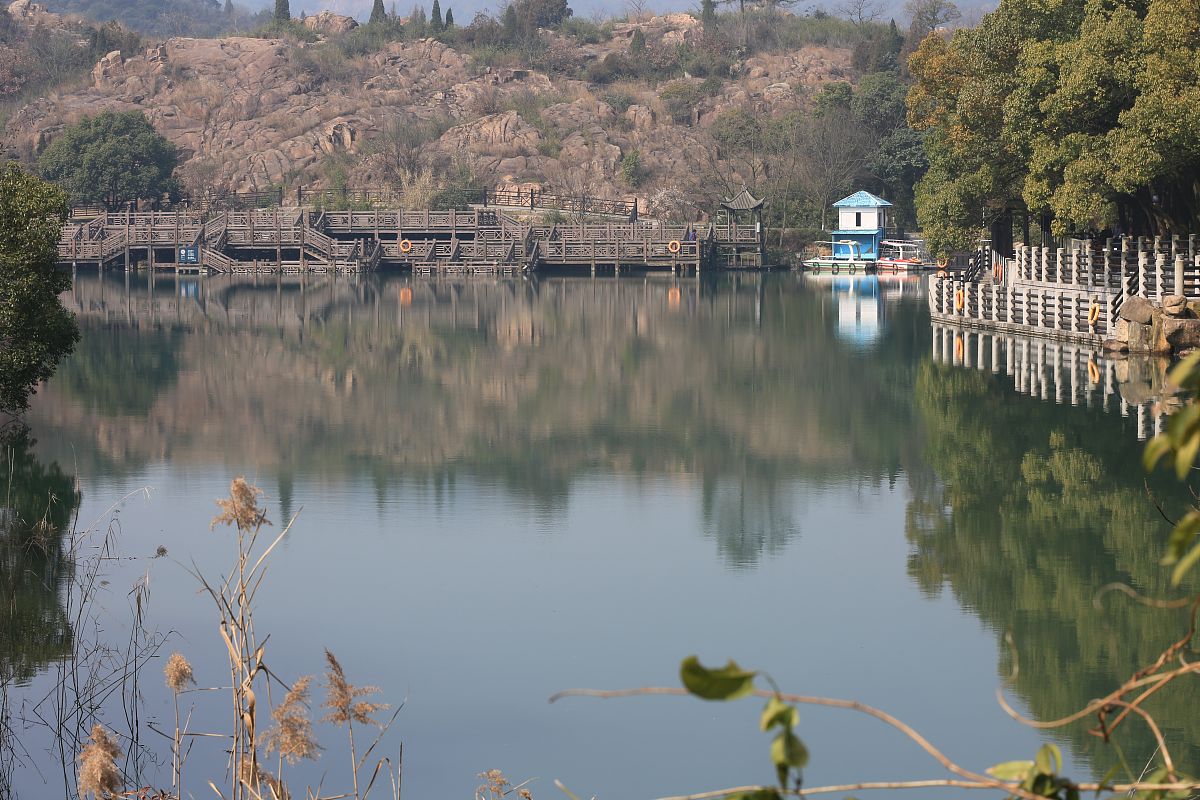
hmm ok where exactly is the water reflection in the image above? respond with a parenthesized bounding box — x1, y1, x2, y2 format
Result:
(0, 433, 79, 685)
(18, 270, 1198, 793)
(35, 271, 929, 566)
(910, 355, 1199, 775)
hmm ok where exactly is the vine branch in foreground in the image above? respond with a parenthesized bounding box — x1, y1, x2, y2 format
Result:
(548, 687, 1200, 799)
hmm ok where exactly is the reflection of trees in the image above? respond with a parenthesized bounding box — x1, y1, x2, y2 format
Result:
(55, 323, 183, 416)
(908, 362, 1200, 777)
(32, 274, 930, 565)
(1, 433, 79, 685)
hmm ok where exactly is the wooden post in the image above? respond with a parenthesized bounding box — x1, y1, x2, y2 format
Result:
(1176, 255, 1186, 299)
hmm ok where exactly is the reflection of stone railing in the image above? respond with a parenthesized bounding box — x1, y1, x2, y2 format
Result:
(931, 321, 1181, 440)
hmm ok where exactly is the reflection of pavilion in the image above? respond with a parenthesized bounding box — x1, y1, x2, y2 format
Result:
(931, 321, 1177, 440)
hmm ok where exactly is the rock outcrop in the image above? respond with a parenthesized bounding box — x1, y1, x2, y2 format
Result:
(302, 11, 358, 36)
(2, 13, 853, 205)
(1107, 294, 1200, 355)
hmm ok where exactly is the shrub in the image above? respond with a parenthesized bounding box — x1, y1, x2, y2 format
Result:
(601, 90, 635, 114)
(658, 81, 702, 125)
(620, 150, 647, 188)
(584, 52, 627, 84)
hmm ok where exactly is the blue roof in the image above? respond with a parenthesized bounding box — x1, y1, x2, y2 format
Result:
(833, 191, 893, 208)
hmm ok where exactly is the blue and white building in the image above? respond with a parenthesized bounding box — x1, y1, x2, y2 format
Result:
(830, 191, 892, 260)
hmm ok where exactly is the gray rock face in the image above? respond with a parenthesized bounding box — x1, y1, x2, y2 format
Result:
(1163, 294, 1189, 317)
(1120, 296, 1155, 324)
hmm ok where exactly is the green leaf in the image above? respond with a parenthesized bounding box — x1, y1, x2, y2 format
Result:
(1171, 540, 1200, 586)
(1162, 511, 1200, 564)
(1166, 350, 1200, 388)
(760, 696, 799, 731)
(1144, 434, 1173, 470)
(1175, 432, 1200, 480)
(1034, 743, 1062, 776)
(987, 760, 1034, 781)
(680, 656, 757, 701)
(770, 730, 809, 769)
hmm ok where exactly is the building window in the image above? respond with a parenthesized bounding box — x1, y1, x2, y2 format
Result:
(855, 212, 862, 227)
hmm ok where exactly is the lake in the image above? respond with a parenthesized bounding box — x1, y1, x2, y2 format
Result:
(6, 269, 1198, 799)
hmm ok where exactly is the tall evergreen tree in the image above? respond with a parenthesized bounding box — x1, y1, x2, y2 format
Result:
(430, 0, 443, 30)
(629, 26, 646, 56)
(370, 0, 387, 24)
(502, 4, 519, 41)
(444, 7, 453, 27)
(274, 0, 290, 21)
(701, 0, 717, 38)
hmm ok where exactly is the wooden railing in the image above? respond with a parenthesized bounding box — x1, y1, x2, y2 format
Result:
(482, 188, 637, 218)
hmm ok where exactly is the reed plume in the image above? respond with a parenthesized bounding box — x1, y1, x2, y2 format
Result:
(77, 724, 121, 799)
(164, 652, 194, 693)
(263, 676, 321, 766)
(211, 476, 269, 530)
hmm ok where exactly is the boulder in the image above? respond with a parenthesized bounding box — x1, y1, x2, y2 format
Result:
(302, 11, 359, 36)
(1163, 294, 1188, 317)
(625, 104, 655, 130)
(1124, 316, 1170, 355)
(1120, 296, 1155, 324)
(1164, 317, 1200, 351)
(92, 50, 124, 87)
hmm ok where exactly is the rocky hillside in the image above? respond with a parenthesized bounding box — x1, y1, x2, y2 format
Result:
(3, 4, 860, 215)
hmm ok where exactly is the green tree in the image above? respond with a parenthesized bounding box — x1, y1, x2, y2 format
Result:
(444, 7, 453, 27)
(513, 0, 571, 28)
(274, 0, 289, 21)
(502, 4, 519, 41)
(430, 0, 442, 30)
(629, 26, 646, 56)
(701, 0, 718, 40)
(908, 0, 1200, 249)
(0, 164, 78, 424)
(370, 0, 387, 24)
(37, 111, 179, 211)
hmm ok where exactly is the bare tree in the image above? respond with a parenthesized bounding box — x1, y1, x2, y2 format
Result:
(905, 0, 960, 37)
(836, 0, 884, 26)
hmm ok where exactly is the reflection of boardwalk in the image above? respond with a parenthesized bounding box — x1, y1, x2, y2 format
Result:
(931, 321, 1173, 440)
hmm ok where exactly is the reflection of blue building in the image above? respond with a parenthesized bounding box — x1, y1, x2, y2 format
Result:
(831, 191, 892, 261)
(832, 275, 881, 347)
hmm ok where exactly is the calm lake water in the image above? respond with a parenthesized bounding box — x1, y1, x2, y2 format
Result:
(7, 270, 1199, 799)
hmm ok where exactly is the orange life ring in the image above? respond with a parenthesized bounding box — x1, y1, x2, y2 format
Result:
(937, 256, 950, 269)
(993, 262, 1003, 282)
(399, 238, 413, 253)
(668, 239, 682, 254)
(954, 288, 965, 310)
(936, 269, 949, 279)
(1087, 301, 1100, 328)
(1087, 359, 1101, 385)
(399, 286, 413, 305)
(954, 335, 964, 360)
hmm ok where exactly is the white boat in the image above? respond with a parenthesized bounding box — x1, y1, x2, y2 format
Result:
(803, 239, 875, 272)
(875, 239, 928, 272)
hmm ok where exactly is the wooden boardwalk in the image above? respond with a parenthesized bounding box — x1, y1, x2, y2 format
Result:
(929, 235, 1200, 344)
(58, 205, 764, 274)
